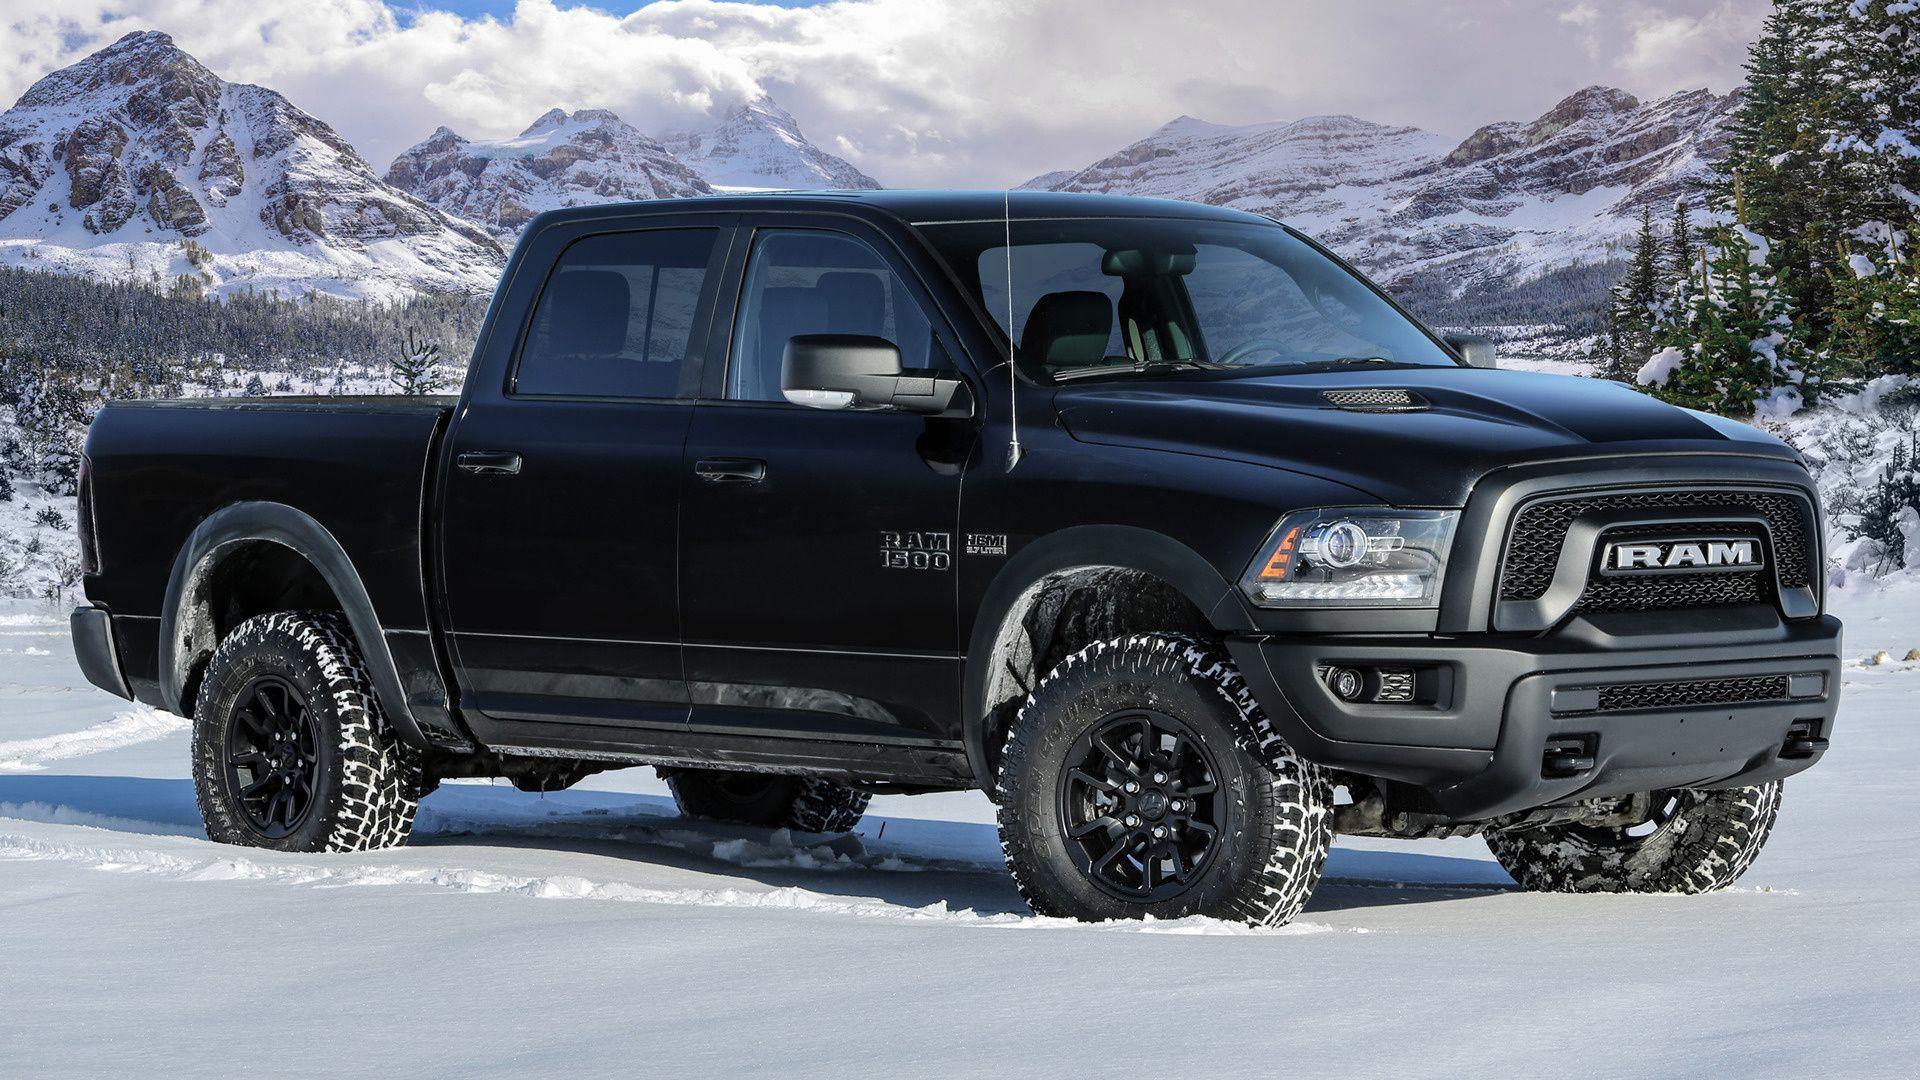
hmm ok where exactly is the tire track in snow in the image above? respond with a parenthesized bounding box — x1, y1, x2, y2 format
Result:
(0, 707, 189, 771)
(0, 829, 1352, 936)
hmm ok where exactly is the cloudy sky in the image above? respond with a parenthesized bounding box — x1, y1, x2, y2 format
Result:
(1, 0, 1765, 186)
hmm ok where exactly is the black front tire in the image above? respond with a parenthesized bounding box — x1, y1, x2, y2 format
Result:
(665, 769, 871, 834)
(996, 634, 1332, 926)
(191, 612, 424, 853)
(1486, 782, 1783, 893)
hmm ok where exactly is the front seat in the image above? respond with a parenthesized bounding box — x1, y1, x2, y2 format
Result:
(1018, 291, 1113, 373)
(749, 287, 830, 401)
(815, 271, 888, 338)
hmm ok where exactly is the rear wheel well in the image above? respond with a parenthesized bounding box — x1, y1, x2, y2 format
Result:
(176, 541, 342, 713)
(977, 566, 1212, 781)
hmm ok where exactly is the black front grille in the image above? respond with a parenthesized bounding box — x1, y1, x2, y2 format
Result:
(1574, 571, 1769, 612)
(1593, 674, 1790, 713)
(1499, 489, 1814, 613)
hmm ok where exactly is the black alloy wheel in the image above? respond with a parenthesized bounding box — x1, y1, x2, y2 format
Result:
(1057, 709, 1226, 902)
(222, 675, 321, 839)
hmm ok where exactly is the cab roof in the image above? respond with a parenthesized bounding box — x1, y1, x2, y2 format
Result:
(526, 189, 1276, 229)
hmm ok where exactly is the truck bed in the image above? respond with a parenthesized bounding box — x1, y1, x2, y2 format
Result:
(82, 396, 453, 716)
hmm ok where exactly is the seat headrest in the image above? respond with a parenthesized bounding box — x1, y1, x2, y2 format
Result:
(750, 287, 831, 399)
(1019, 291, 1113, 369)
(815, 272, 888, 336)
(543, 270, 631, 356)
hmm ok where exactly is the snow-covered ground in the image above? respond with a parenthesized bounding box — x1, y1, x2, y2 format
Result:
(2, 584, 1916, 1077)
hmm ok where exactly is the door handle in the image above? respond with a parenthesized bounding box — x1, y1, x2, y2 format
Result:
(694, 457, 767, 483)
(457, 451, 523, 476)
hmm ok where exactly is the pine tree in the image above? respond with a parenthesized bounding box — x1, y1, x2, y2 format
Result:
(1593, 309, 1628, 382)
(1604, 206, 1666, 381)
(1667, 197, 1698, 316)
(1638, 213, 1812, 416)
(389, 329, 443, 396)
(1831, 241, 1920, 376)
(1713, 0, 1833, 348)
(1808, 1, 1920, 244)
(1816, 1, 1920, 377)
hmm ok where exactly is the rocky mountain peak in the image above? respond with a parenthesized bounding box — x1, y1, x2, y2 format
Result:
(0, 31, 503, 299)
(1025, 84, 1736, 302)
(384, 108, 712, 238)
(16, 31, 204, 109)
(1525, 86, 1642, 145)
(661, 95, 879, 191)
(522, 108, 573, 134)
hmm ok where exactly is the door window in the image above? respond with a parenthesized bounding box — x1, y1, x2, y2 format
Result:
(726, 231, 936, 402)
(515, 228, 719, 399)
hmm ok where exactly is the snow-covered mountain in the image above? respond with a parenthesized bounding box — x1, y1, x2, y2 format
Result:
(386, 96, 878, 239)
(1030, 86, 1736, 294)
(0, 32, 503, 301)
(383, 110, 714, 239)
(660, 97, 880, 192)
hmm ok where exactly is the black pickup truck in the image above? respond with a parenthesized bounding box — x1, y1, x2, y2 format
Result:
(71, 191, 1841, 925)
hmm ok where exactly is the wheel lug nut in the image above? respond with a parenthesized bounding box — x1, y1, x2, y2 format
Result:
(1124, 814, 1141, 827)
(1123, 781, 1140, 794)
(1152, 772, 1166, 784)
(1152, 825, 1167, 839)
(1170, 799, 1184, 812)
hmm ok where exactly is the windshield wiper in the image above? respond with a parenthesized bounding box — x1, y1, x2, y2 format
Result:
(1053, 358, 1221, 381)
(1272, 355, 1410, 373)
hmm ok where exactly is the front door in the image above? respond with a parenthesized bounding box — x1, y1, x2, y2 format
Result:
(679, 224, 974, 748)
(439, 222, 731, 735)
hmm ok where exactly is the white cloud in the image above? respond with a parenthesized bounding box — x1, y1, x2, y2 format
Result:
(0, 0, 1762, 187)
(1619, 1, 1766, 91)
(1560, 3, 1602, 27)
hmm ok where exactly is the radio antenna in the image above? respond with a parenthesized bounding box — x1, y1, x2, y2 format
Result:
(1004, 188, 1024, 471)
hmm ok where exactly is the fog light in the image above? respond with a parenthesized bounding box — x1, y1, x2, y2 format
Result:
(1326, 667, 1364, 701)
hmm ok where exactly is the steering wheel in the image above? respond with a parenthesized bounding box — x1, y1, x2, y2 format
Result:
(1216, 339, 1292, 366)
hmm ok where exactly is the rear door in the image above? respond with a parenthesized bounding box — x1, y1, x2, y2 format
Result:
(438, 217, 734, 736)
(679, 219, 976, 748)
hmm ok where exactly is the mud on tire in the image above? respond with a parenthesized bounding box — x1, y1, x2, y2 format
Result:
(191, 611, 425, 853)
(995, 633, 1332, 927)
(1485, 782, 1783, 894)
(665, 769, 871, 834)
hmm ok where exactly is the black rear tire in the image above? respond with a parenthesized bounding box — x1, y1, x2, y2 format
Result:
(1486, 782, 1783, 893)
(996, 634, 1332, 926)
(665, 769, 871, 834)
(191, 612, 424, 853)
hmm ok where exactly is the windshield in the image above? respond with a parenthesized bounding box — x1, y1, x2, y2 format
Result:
(916, 217, 1457, 381)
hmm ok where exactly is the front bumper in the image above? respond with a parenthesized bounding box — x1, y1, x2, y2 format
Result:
(71, 603, 134, 701)
(1226, 612, 1843, 821)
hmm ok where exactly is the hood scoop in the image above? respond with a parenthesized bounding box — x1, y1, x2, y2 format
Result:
(1322, 387, 1429, 412)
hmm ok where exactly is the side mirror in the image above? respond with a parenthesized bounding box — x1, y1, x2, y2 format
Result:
(1444, 333, 1497, 369)
(782, 334, 967, 415)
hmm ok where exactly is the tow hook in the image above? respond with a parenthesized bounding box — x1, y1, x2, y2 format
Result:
(1780, 721, 1829, 760)
(1541, 735, 1596, 778)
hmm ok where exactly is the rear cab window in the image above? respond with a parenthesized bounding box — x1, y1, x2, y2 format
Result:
(514, 228, 721, 399)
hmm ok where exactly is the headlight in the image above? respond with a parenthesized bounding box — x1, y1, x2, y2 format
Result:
(1241, 508, 1459, 608)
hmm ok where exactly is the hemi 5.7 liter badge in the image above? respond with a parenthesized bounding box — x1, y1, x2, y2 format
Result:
(881, 531, 952, 571)
(965, 534, 1008, 557)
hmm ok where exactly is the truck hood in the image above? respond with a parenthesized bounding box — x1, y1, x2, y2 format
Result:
(1053, 366, 1798, 506)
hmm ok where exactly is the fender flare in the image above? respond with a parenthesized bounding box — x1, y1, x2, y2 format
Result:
(960, 524, 1253, 789)
(157, 500, 435, 751)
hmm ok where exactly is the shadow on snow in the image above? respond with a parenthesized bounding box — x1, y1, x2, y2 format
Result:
(0, 773, 1515, 916)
